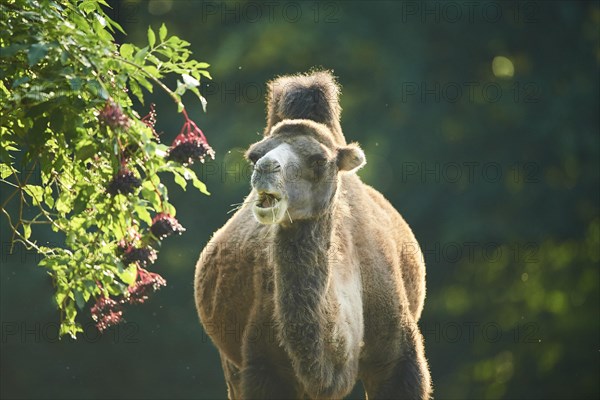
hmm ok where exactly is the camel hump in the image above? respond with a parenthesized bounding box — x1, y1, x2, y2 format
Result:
(264, 70, 346, 145)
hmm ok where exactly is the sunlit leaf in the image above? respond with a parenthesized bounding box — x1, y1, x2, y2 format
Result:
(120, 43, 134, 58)
(147, 26, 156, 48)
(23, 184, 44, 206)
(159, 23, 167, 42)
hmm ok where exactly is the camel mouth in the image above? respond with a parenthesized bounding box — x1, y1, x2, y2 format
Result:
(256, 192, 281, 209)
(252, 190, 287, 224)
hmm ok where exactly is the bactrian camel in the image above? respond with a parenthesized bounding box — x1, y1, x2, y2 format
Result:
(195, 71, 432, 399)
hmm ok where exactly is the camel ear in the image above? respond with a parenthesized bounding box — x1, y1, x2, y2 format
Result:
(336, 143, 366, 172)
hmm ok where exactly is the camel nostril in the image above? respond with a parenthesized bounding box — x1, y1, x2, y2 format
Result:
(255, 158, 281, 174)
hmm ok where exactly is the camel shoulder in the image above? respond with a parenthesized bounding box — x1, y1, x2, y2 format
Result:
(340, 175, 426, 320)
(340, 174, 411, 235)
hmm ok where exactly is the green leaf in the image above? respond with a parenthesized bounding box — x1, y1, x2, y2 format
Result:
(55, 291, 67, 307)
(133, 74, 153, 93)
(134, 47, 149, 63)
(107, 16, 126, 35)
(55, 194, 71, 214)
(155, 144, 168, 158)
(192, 175, 210, 195)
(147, 26, 156, 48)
(173, 171, 187, 190)
(129, 78, 144, 105)
(175, 80, 186, 96)
(74, 291, 86, 310)
(44, 185, 55, 208)
(198, 70, 212, 80)
(22, 223, 31, 240)
(119, 264, 138, 285)
(28, 43, 49, 66)
(164, 202, 176, 216)
(60, 321, 83, 339)
(143, 65, 160, 78)
(73, 188, 91, 215)
(141, 184, 160, 207)
(23, 185, 44, 206)
(79, 0, 97, 13)
(135, 204, 152, 225)
(0, 164, 13, 179)
(159, 23, 167, 42)
(190, 87, 207, 112)
(120, 43, 134, 58)
(93, 18, 113, 41)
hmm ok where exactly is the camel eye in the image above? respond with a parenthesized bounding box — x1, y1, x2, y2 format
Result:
(308, 154, 328, 167)
(308, 154, 327, 164)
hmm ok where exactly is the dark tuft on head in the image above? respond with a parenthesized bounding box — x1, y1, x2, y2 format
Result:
(265, 71, 346, 145)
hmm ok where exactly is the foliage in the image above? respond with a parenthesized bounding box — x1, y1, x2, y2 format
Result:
(0, 0, 213, 338)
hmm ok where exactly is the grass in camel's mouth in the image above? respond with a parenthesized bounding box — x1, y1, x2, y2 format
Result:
(257, 192, 281, 208)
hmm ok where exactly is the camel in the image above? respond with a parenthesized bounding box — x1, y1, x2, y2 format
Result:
(194, 71, 432, 399)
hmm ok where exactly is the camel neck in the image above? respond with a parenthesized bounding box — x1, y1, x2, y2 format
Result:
(275, 212, 333, 254)
(271, 211, 335, 356)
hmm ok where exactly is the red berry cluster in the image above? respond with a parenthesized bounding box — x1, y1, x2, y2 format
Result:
(90, 296, 123, 332)
(167, 109, 215, 165)
(91, 213, 183, 332)
(90, 267, 167, 332)
(125, 267, 167, 305)
(106, 167, 141, 196)
(150, 213, 186, 240)
(117, 229, 157, 267)
(94, 102, 211, 333)
(102, 102, 151, 196)
(122, 246, 157, 266)
(98, 100, 131, 130)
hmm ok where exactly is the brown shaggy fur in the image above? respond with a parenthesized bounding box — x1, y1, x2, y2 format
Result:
(264, 71, 346, 146)
(195, 71, 432, 399)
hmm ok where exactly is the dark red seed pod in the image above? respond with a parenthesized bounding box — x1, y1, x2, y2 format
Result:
(95, 310, 124, 332)
(167, 134, 214, 165)
(167, 110, 215, 165)
(90, 296, 123, 332)
(126, 267, 167, 305)
(99, 100, 131, 131)
(106, 168, 141, 196)
(122, 246, 157, 267)
(150, 213, 186, 240)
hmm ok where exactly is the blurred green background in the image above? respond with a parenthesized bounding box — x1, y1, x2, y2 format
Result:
(1, 1, 599, 399)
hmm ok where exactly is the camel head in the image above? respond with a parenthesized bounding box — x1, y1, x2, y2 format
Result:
(246, 119, 366, 225)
